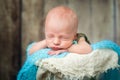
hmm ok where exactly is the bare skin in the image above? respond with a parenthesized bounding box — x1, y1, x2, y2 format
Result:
(29, 40, 47, 54)
(68, 37, 92, 54)
(29, 6, 92, 55)
(29, 37, 92, 55)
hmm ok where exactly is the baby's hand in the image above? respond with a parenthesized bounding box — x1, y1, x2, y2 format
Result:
(29, 40, 47, 55)
(48, 49, 67, 55)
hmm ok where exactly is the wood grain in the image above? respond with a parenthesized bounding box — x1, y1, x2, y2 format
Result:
(91, 0, 114, 42)
(0, 0, 21, 79)
(116, 0, 120, 45)
(22, 0, 44, 62)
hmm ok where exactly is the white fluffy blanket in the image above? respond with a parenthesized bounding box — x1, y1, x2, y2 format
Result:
(36, 49, 119, 80)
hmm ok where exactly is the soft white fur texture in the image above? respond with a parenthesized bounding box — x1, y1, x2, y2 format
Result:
(36, 49, 119, 80)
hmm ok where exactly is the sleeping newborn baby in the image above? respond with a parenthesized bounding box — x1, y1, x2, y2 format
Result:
(17, 6, 120, 80)
(29, 6, 92, 55)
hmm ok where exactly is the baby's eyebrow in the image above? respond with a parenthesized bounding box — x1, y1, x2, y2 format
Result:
(59, 33, 70, 36)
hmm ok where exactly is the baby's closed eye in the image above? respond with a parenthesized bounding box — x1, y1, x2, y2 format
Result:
(46, 34, 54, 39)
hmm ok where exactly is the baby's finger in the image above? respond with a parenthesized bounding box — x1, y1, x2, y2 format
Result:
(55, 50, 67, 55)
(48, 51, 56, 55)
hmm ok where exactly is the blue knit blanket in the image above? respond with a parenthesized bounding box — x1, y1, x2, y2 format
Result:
(17, 40, 120, 80)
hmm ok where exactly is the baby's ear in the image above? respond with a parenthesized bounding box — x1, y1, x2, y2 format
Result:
(74, 34, 78, 40)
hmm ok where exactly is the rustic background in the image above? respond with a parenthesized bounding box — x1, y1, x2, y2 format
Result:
(0, 0, 120, 80)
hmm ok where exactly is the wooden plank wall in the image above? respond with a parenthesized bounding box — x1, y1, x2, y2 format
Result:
(22, 0, 120, 62)
(0, 0, 120, 80)
(91, 0, 114, 42)
(22, 0, 45, 63)
(117, 0, 120, 44)
(0, 0, 21, 80)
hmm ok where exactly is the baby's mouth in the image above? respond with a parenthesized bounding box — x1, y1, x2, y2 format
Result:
(51, 47, 62, 50)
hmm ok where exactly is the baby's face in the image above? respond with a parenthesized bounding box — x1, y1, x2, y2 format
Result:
(45, 18, 76, 50)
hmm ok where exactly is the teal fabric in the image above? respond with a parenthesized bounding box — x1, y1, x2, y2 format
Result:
(99, 56, 120, 80)
(91, 40, 120, 80)
(17, 40, 120, 80)
(17, 43, 69, 80)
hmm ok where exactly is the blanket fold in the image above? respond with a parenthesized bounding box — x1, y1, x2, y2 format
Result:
(36, 49, 119, 80)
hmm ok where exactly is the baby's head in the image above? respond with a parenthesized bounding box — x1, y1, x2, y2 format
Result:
(45, 6, 78, 50)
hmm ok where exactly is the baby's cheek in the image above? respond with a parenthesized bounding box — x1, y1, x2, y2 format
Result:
(46, 41, 52, 47)
(62, 41, 72, 48)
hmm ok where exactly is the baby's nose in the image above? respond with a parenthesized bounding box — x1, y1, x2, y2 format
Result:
(53, 38, 60, 45)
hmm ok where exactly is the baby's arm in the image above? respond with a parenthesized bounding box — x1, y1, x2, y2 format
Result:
(48, 38, 92, 55)
(29, 34, 92, 55)
(68, 37, 92, 54)
(48, 34, 92, 55)
(29, 39, 47, 55)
